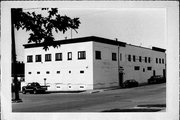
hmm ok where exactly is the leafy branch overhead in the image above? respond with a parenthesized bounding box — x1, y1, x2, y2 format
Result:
(12, 8, 81, 50)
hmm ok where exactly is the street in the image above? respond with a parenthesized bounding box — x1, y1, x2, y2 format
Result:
(12, 83, 166, 112)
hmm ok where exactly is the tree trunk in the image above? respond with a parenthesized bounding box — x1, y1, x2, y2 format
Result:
(11, 9, 21, 101)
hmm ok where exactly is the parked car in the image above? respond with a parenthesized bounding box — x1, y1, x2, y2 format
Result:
(123, 79, 139, 88)
(148, 75, 166, 84)
(22, 82, 47, 94)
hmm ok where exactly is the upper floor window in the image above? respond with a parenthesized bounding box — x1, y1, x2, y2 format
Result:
(55, 53, 62, 61)
(112, 53, 117, 61)
(95, 51, 101, 60)
(162, 59, 164, 64)
(78, 51, 86, 60)
(133, 55, 136, 62)
(159, 58, 161, 64)
(67, 52, 72, 60)
(139, 56, 142, 62)
(156, 58, 158, 63)
(145, 57, 147, 63)
(148, 57, 151, 63)
(27, 55, 33, 63)
(147, 67, 152, 70)
(45, 54, 51, 61)
(35, 55, 41, 62)
(128, 55, 131, 62)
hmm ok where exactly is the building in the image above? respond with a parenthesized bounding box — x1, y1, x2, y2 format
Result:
(23, 36, 166, 91)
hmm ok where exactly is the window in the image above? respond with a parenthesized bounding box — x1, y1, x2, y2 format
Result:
(159, 58, 161, 64)
(133, 55, 136, 62)
(112, 53, 117, 61)
(69, 71, 71, 73)
(80, 86, 84, 88)
(156, 58, 158, 63)
(28, 72, 32, 74)
(46, 71, 50, 74)
(55, 53, 62, 61)
(134, 66, 140, 70)
(80, 70, 84, 74)
(139, 56, 142, 62)
(37, 72, 40, 74)
(35, 55, 41, 62)
(147, 67, 152, 71)
(57, 71, 60, 74)
(148, 57, 151, 63)
(128, 55, 131, 62)
(120, 53, 122, 61)
(78, 51, 86, 59)
(27, 55, 33, 62)
(45, 54, 51, 61)
(162, 59, 164, 64)
(67, 52, 72, 60)
(145, 57, 147, 63)
(95, 51, 101, 60)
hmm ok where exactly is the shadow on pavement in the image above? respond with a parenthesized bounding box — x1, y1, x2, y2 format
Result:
(102, 108, 162, 112)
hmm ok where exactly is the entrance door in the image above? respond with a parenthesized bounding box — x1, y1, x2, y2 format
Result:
(163, 69, 166, 78)
(153, 70, 156, 76)
(119, 72, 123, 87)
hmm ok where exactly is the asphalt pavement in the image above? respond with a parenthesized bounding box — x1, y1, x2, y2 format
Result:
(12, 83, 166, 112)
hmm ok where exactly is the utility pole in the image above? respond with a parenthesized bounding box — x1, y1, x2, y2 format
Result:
(11, 9, 22, 102)
(116, 38, 120, 88)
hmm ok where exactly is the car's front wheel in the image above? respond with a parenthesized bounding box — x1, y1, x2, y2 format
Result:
(22, 89, 26, 94)
(33, 89, 37, 94)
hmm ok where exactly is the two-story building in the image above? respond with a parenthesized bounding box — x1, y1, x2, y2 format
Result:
(23, 36, 166, 91)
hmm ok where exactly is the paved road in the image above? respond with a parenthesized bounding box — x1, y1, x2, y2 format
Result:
(12, 83, 166, 112)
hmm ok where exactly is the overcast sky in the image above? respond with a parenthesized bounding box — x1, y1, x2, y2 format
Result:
(15, 8, 166, 61)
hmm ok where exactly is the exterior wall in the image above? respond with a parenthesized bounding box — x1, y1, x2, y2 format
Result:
(24, 36, 166, 90)
(24, 42, 93, 91)
(119, 44, 166, 84)
(93, 42, 119, 89)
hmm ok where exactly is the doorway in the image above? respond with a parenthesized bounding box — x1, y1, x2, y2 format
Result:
(119, 72, 123, 87)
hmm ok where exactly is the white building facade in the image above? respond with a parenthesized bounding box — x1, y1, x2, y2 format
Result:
(23, 36, 166, 91)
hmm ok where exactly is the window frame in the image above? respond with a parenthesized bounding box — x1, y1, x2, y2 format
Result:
(128, 55, 131, 62)
(67, 52, 72, 60)
(134, 66, 140, 70)
(112, 52, 117, 61)
(133, 55, 136, 62)
(35, 55, 41, 62)
(45, 54, 51, 62)
(95, 51, 101, 60)
(27, 55, 33, 63)
(78, 51, 86, 60)
(55, 53, 62, 61)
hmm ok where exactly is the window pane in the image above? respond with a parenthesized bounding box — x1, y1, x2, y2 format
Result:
(45, 54, 51, 61)
(139, 56, 142, 62)
(128, 55, 131, 62)
(134, 66, 140, 70)
(27, 55, 33, 62)
(95, 51, 101, 60)
(112, 53, 117, 61)
(68, 52, 72, 60)
(36, 55, 41, 62)
(133, 55, 136, 62)
(55, 53, 62, 61)
(78, 51, 86, 59)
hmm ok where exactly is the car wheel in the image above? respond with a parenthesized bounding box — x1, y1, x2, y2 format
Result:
(33, 90, 37, 94)
(22, 90, 26, 94)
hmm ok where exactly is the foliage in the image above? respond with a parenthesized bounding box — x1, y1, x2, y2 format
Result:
(12, 8, 81, 50)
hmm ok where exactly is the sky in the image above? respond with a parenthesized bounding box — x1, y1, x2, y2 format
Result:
(15, 8, 166, 61)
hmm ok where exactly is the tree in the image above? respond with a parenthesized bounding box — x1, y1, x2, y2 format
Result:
(11, 8, 81, 101)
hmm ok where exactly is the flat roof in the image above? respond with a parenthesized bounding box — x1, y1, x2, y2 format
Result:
(23, 36, 165, 52)
(23, 36, 126, 48)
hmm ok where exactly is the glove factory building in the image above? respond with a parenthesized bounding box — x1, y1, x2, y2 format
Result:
(23, 36, 166, 91)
